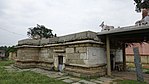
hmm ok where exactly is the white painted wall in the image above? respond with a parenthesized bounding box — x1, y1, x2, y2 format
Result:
(115, 49, 123, 62)
(86, 47, 106, 66)
(110, 49, 123, 62)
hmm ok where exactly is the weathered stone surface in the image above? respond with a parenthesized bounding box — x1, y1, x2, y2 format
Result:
(17, 48, 39, 61)
(87, 31, 100, 41)
(69, 77, 81, 82)
(66, 48, 74, 53)
(58, 31, 99, 43)
(57, 76, 70, 80)
(75, 31, 99, 41)
(67, 59, 77, 64)
(18, 31, 101, 45)
(65, 56, 85, 64)
(72, 82, 81, 84)
(40, 38, 49, 45)
(97, 77, 114, 82)
(62, 79, 74, 83)
(18, 39, 40, 45)
(90, 79, 104, 84)
(76, 47, 87, 53)
(66, 53, 80, 60)
(87, 47, 106, 66)
(76, 60, 85, 64)
(59, 34, 76, 43)
(39, 48, 54, 62)
(65, 65, 106, 77)
(80, 53, 87, 60)
(53, 50, 65, 53)
(16, 31, 107, 77)
(49, 37, 59, 44)
(79, 80, 96, 84)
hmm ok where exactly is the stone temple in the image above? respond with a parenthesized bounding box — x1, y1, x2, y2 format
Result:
(15, 31, 123, 77)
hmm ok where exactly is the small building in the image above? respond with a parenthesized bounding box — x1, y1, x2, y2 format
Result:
(15, 31, 123, 77)
(0, 50, 5, 58)
(15, 25, 149, 77)
(9, 52, 17, 60)
(126, 43, 149, 67)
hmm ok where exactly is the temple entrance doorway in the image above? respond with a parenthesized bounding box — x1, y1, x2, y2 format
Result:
(58, 56, 63, 72)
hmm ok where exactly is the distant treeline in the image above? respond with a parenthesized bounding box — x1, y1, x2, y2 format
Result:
(0, 46, 16, 58)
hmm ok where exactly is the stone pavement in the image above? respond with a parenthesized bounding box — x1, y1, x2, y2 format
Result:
(5, 65, 118, 84)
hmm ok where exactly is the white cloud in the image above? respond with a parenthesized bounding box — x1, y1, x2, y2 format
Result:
(0, 0, 141, 46)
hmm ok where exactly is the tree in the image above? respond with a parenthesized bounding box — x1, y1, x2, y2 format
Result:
(134, 0, 149, 12)
(27, 24, 56, 39)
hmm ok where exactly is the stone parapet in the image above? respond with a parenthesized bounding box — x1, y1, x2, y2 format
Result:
(18, 39, 40, 46)
(58, 31, 100, 43)
(18, 31, 101, 46)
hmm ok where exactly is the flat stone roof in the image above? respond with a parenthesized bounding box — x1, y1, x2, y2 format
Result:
(97, 25, 149, 36)
(18, 31, 101, 46)
(97, 25, 149, 43)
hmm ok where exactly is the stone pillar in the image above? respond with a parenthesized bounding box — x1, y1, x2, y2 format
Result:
(106, 35, 111, 76)
(123, 43, 126, 71)
(133, 47, 144, 82)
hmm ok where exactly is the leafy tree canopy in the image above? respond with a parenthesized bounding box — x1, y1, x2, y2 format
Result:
(27, 24, 57, 39)
(134, 0, 149, 12)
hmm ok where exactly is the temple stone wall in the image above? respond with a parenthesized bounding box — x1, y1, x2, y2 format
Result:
(16, 31, 107, 77)
(64, 46, 106, 77)
(17, 48, 39, 61)
(39, 48, 54, 62)
(15, 47, 39, 68)
(66, 47, 86, 66)
(87, 47, 106, 66)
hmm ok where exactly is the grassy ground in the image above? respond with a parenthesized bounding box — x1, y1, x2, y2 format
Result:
(115, 80, 148, 84)
(0, 60, 67, 84)
(1, 60, 148, 84)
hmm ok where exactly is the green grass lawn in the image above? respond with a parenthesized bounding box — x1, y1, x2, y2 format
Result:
(116, 80, 148, 84)
(0, 60, 67, 84)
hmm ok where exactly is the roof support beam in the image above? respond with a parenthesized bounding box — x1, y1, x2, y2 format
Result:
(106, 35, 111, 76)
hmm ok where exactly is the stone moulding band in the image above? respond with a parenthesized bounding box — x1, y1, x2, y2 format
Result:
(65, 63, 106, 68)
(16, 40, 104, 48)
(16, 60, 53, 64)
(45, 40, 104, 47)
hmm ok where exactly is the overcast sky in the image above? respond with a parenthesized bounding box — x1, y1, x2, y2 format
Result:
(0, 0, 141, 46)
